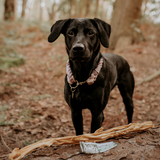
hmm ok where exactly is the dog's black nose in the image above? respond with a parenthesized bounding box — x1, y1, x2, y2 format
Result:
(72, 44, 85, 52)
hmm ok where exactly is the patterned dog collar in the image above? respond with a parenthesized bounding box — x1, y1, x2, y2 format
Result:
(66, 57, 103, 85)
(66, 57, 103, 98)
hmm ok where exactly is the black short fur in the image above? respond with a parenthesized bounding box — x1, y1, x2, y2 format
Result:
(48, 18, 134, 135)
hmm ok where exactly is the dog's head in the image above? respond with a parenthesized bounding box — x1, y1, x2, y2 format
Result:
(48, 18, 111, 62)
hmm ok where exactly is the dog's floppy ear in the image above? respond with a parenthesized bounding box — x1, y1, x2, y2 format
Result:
(93, 18, 111, 48)
(48, 19, 71, 43)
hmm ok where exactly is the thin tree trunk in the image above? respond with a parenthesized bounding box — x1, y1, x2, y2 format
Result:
(47, 0, 55, 21)
(69, 0, 73, 18)
(51, 1, 55, 21)
(94, 0, 99, 17)
(0, 0, 4, 20)
(40, 0, 43, 21)
(79, 0, 84, 18)
(110, 0, 143, 49)
(21, 0, 27, 18)
(73, 0, 78, 18)
(4, 0, 15, 21)
(85, 0, 91, 17)
(99, 0, 104, 19)
(143, 0, 148, 16)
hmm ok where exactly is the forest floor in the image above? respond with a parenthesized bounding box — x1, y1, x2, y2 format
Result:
(0, 21, 160, 160)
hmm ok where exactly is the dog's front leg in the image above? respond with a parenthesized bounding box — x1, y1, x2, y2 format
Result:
(71, 108, 83, 135)
(91, 112, 104, 133)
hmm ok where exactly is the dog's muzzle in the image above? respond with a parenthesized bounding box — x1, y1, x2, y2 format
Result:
(70, 43, 91, 62)
(72, 43, 85, 53)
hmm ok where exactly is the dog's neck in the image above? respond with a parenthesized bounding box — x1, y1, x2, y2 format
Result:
(69, 52, 102, 82)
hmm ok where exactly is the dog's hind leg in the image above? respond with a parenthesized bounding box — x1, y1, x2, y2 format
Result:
(118, 71, 134, 123)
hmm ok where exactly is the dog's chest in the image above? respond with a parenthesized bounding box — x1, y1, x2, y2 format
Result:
(74, 86, 89, 102)
(74, 85, 89, 102)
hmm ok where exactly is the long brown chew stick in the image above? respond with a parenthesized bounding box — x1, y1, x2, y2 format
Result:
(9, 121, 154, 160)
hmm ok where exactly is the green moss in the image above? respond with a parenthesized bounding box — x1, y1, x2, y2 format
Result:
(0, 56, 25, 70)
(0, 48, 26, 71)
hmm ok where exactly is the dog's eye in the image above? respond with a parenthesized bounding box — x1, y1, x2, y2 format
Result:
(88, 30, 94, 36)
(68, 31, 74, 36)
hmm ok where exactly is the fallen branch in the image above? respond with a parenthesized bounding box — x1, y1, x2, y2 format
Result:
(1, 135, 12, 152)
(9, 121, 154, 160)
(136, 70, 160, 86)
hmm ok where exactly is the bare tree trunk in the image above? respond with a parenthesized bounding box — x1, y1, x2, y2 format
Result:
(69, 0, 73, 18)
(73, 0, 78, 18)
(85, 0, 91, 17)
(51, 1, 55, 21)
(143, 0, 148, 16)
(40, 0, 43, 21)
(4, 0, 15, 21)
(21, 0, 27, 18)
(94, 0, 99, 17)
(47, 0, 55, 21)
(79, 0, 84, 18)
(110, 0, 143, 49)
(0, 0, 5, 20)
(99, 0, 104, 19)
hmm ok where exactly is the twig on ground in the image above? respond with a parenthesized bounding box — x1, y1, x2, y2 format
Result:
(1, 135, 12, 152)
(9, 137, 17, 142)
(0, 154, 10, 158)
(136, 70, 160, 86)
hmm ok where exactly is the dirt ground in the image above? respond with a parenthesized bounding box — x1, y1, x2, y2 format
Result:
(0, 21, 160, 160)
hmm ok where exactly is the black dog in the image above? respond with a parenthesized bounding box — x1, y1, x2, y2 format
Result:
(48, 18, 134, 135)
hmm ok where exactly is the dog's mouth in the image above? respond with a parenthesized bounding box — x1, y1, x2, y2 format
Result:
(69, 49, 92, 62)
(69, 56, 91, 62)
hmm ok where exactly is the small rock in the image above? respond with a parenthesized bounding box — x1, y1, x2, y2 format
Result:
(91, 154, 103, 160)
(136, 137, 144, 145)
(156, 115, 160, 122)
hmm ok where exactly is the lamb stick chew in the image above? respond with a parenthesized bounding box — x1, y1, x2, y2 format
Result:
(9, 121, 154, 160)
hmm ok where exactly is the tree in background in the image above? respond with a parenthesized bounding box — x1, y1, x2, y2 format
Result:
(79, 0, 84, 18)
(94, 0, 99, 17)
(21, 0, 27, 18)
(110, 0, 143, 49)
(47, 0, 55, 21)
(73, 0, 78, 18)
(69, 0, 73, 18)
(4, 0, 16, 21)
(40, 0, 43, 21)
(2, 0, 160, 27)
(85, 0, 91, 17)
